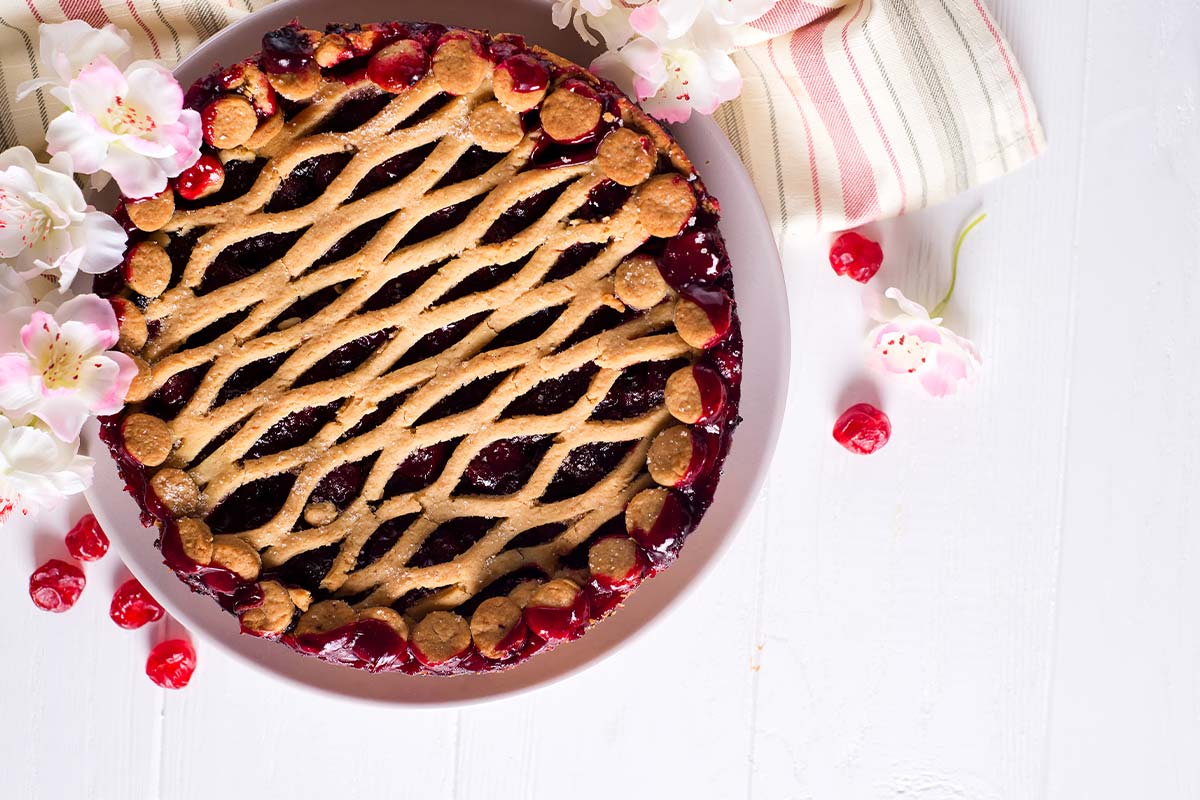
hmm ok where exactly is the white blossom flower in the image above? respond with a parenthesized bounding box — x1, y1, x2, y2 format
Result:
(0, 414, 93, 522)
(15, 20, 133, 103)
(0, 146, 126, 291)
(554, 0, 776, 121)
(0, 293, 136, 441)
(45, 56, 202, 199)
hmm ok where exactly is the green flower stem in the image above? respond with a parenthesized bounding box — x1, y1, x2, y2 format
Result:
(931, 212, 987, 319)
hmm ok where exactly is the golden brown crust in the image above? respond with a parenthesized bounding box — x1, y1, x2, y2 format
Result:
(613, 254, 670, 310)
(664, 366, 703, 424)
(204, 95, 258, 149)
(636, 174, 697, 238)
(626, 487, 669, 535)
(121, 413, 172, 466)
(211, 534, 262, 580)
(468, 101, 524, 153)
(295, 599, 357, 636)
(598, 128, 657, 187)
(357, 606, 409, 638)
(508, 579, 543, 609)
(529, 577, 581, 609)
(674, 296, 719, 349)
(115, 29, 734, 654)
(588, 536, 639, 582)
(177, 518, 214, 565)
(245, 111, 284, 149)
(492, 65, 545, 112)
(239, 580, 295, 634)
(150, 468, 201, 516)
(111, 298, 147, 353)
(540, 86, 601, 142)
(268, 64, 320, 101)
(411, 611, 471, 663)
(125, 356, 154, 402)
(124, 241, 172, 298)
(647, 426, 696, 487)
(287, 586, 313, 612)
(302, 501, 338, 527)
(470, 597, 523, 659)
(126, 188, 175, 232)
(432, 35, 490, 95)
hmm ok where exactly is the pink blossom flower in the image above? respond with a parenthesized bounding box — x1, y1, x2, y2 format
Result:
(0, 146, 126, 291)
(45, 56, 201, 198)
(0, 414, 93, 522)
(0, 294, 136, 441)
(865, 288, 981, 398)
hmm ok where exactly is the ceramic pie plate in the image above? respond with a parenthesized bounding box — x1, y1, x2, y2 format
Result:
(81, 0, 790, 706)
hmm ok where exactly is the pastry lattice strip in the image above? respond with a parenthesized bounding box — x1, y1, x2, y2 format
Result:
(135, 72, 696, 615)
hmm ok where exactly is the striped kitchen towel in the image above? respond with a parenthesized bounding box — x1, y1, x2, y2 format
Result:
(0, 0, 1042, 239)
(722, 0, 1044, 237)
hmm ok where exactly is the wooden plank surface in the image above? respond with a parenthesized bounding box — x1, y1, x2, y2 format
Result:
(3, 0, 1199, 797)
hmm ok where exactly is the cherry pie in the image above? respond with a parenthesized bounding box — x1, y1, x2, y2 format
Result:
(96, 20, 742, 675)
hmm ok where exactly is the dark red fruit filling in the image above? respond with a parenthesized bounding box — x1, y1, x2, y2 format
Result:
(459, 436, 554, 495)
(65, 514, 109, 561)
(688, 363, 728, 423)
(661, 228, 729, 288)
(367, 41, 430, 92)
(829, 231, 883, 283)
(629, 491, 692, 560)
(496, 53, 548, 93)
(290, 618, 409, 672)
(681, 285, 733, 345)
(110, 578, 165, 629)
(146, 639, 196, 689)
(261, 25, 314, 74)
(29, 559, 86, 613)
(833, 402, 891, 454)
(176, 154, 225, 202)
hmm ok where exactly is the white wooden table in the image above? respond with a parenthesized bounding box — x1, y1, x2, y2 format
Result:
(3, 1, 1197, 797)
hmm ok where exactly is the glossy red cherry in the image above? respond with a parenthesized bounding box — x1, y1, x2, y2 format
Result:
(29, 559, 86, 612)
(175, 155, 225, 201)
(146, 639, 196, 689)
(832, 402, 891, 454)
(367, 40, 430, 92)
(65, 514, 109, 561)
(829, 231, 883, 283)
(110, 578, 165, 629)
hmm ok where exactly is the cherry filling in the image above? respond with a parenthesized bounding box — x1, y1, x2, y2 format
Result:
(349, 142, 437, 201)
(574, 179, 633, 222)
(267, 152, 354, 211)
(629, 491, 692, 560)
(496, 53, 549, 94)
(261, 25, 315, 74)
(592, 359, 688, 421)
(290, 618, 409, 672)
(384, 442, 451, 495)
(542, 441, 636, 502)
(410, 516, 497, 568)
(197, 229, 307, 295)
(355, 514, 419, 569)
(504, 363, 599, 417)
(660, 228, 730, 288)
(457, 436, 555, 495)
(688, 363, 728, 423)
